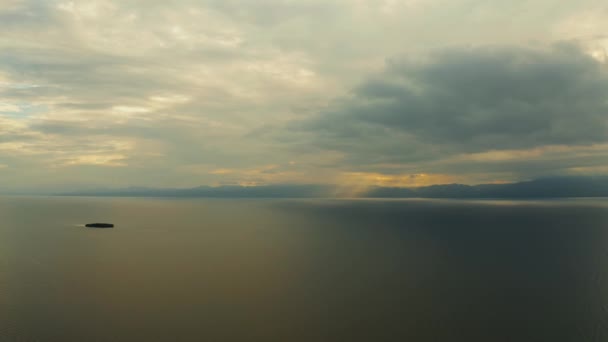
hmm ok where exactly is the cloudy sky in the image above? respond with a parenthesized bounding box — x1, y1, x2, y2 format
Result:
(0, 0, 607, 192)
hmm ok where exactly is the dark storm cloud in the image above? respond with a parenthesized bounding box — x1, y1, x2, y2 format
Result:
(301, 43, 608, 160)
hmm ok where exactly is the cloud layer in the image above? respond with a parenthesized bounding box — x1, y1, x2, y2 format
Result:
(0, 0, 607, 191)
(296, 43, 608, 181)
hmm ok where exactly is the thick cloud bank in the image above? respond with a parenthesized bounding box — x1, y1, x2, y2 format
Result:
(297, 43, 608, 178)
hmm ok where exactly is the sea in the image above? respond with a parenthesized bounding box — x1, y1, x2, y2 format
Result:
(1, 196, 607, 341)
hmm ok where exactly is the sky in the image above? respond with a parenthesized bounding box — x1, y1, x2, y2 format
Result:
(0, 0, 607, 192)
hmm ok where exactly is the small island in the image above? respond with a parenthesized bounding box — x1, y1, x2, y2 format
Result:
(85, 223, 114, 228)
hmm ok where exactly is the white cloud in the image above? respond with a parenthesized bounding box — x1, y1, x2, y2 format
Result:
(0, 102, 20, 112)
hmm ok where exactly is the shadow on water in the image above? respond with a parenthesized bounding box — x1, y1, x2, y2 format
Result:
(276, 199, 608, 341)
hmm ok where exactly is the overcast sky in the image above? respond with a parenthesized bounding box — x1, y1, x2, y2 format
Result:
(0, 0, 607, 192)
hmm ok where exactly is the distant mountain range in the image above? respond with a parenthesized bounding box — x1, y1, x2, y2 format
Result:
(365, 176, 608, 198)
(56, 176, 608, 198)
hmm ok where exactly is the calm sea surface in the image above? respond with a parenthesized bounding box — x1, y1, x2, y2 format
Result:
(1, 196, 608, 341)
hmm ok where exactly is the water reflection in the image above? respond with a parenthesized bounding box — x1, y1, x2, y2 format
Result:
(0, 197, 607, 341)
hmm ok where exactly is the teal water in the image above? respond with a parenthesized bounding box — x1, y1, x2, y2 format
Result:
(1, 196, 608, 341)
